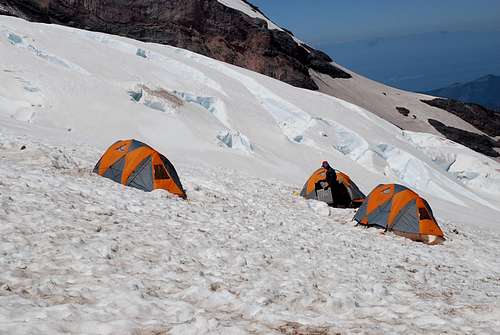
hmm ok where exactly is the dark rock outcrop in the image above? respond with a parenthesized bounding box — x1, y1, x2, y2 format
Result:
(396, 106, 410, 117)
(428, 119, 500, 157)
(422, 98, 500, 137)
(0, 0, 350, 90)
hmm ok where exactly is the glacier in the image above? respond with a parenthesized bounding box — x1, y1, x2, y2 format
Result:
(0, 15, 499, 334)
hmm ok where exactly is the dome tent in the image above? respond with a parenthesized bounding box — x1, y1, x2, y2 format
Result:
(94, 139, 186, 199)
(300, 167, 366, 208)
(354, 184, 444, 244)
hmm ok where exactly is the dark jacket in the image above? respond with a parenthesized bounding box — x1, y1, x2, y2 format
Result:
(325, 167, 338, 188)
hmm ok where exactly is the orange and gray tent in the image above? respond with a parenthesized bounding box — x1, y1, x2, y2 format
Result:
(300, 168, 366, 208)
(354, 184, 444, 244)
(93, 139, 186, 199)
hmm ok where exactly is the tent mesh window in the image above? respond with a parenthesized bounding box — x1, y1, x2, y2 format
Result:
(154, 164, 170, 180)
(316, 188, 333, 204)
(161, 157, 182, 184)
(418, 207, 432, 220)
(422, 199, 436, 218)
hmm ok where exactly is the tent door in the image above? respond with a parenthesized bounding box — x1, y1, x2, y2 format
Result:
(316, 188, 333, 204)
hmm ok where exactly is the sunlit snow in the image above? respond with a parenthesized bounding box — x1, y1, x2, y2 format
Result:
(1, 15, 500, 334)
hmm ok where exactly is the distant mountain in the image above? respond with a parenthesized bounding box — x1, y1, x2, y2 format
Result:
(318, 31, 500, 92)
(425, 75, 500, 112)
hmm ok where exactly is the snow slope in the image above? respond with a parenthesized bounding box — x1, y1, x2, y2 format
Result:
(1, 16, 498, 219)
(217, 0, 282, 31)
(312, 68, 488, 137)
(2, 118, 500, 335)
(0, 15, 500, 334)
(219, 0, 491, 141)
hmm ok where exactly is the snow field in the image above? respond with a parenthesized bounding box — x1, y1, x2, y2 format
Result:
(1, 129, 500, 334)
(0, 16, 499, 220)
(402, 131, 500, 200)
(0, 14, 500, 333)
(5, 31, 89, 75)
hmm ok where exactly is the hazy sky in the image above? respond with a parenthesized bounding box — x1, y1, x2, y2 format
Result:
(250, 0, 500, 44)
(249, 1, 500, 91)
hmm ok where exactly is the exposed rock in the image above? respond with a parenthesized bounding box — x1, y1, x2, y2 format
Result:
(422, 98, 500, 137)
(5, 0, 499, 162)
(428, 119, 500, 157)
(1, 0, 350, 90)
(396, 106, 410, 117)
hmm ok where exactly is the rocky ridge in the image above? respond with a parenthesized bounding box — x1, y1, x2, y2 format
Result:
(0, 0, 350, 90)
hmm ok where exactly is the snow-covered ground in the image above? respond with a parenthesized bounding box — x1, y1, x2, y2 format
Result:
(1, 122, 500, 335)
(312, 67, 490, 137)
(1, 15, 500, 334)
